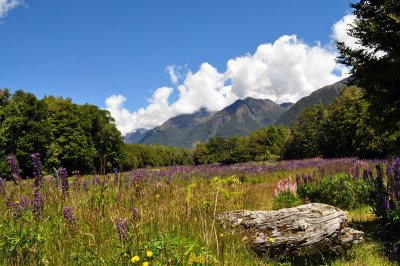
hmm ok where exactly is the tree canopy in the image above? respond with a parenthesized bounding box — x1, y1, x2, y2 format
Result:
(0, 89, 125, 178)
(337, 0, 400, 155)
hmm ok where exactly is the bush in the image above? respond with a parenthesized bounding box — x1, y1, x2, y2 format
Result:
(297, 173, 373, 210)
(272, 191, 302, 210)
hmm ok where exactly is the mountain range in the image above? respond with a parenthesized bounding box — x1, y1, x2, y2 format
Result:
(125, 78, 350, 148)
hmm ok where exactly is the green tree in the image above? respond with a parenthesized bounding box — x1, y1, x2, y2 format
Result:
(337, 0, 400, 155)
(322, 86, 383, 158)
(284, 103, 325, 159)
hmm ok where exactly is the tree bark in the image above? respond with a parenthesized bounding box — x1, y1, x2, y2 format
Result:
(217, 203, 364, 256)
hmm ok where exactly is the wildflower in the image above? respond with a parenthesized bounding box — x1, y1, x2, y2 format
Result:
(53, 167, 60, 187)
(114, 167, 119, 185)
(0, 178, 5, 195)
(115, 218, 130, 241)
(146, 250, 153, 258)
(219, 233, 224, 237)
(142, 262, 149, 266)
(92, 174, 99, 186)
(268, 237, 275, 243)
(384, 198, 390, 211)
(131, 255, 140, 263)
(31, 190, 45, 219)
(63, 206, 77, 225)
(31, 153, 44, 187)
(61, 168, 69, 194)
(7, 155, 21, 185)
(19, 195, 30, 212)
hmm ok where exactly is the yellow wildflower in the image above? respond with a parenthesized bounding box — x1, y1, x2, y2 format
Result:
(268, 237, 275, 243)
(219, 233, 224, 237)
(142, 262, 149, 266)
(146, 250, 153, 258)
(131, 255, 140, 263)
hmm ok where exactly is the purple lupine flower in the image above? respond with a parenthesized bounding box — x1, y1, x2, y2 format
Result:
(61, 168, 69, 194)
(395, 158, 400, 180)
(7, 155, 21, 185)
(31, 153, 44, 187)
(63, 206, 77, 225)
(31, 190, 45, 219)
(93, 174, 100, 186)
(133, 208, 141, 221)
(295, 174, 301, 186)
(115, 218, 130, 241)
(0, 177, 5, 195)
(114, 168, 119, 185)
(384, 198, 390, 211)
(19, 195, 30, 212)
(83, 180, 89, 191)
(9, 201, 23, 219)
(53, 167, 60, 187)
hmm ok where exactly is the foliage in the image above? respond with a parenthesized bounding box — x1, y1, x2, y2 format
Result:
(285, 86, 384, 159)
(0, 89, 125, 177)
(284, 103, 325, 159)
(194, 125, 290, 165)
(297, 173, 373, 210)
(337, 0, 400, 155)
(272, 191, 302, 210)
(122, 143, 193, 169)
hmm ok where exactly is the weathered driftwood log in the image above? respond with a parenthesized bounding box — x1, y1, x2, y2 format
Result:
(217, 203, 363, 256)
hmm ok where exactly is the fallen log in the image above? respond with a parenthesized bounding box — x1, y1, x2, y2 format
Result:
(217, 203, 363, 256)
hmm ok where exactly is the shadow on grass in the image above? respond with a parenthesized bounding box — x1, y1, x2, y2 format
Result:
(350, 219, 400, 263)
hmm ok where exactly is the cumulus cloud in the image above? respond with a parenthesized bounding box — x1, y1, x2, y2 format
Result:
(0, 0, 23, 18)
(332, 14, 386, 58)
(107, 15, 356, 135)
(226, 35, 346, 103)
(332, 14, 359, 50)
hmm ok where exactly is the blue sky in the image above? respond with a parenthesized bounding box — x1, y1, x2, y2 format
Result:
(0, 1, 355, 134)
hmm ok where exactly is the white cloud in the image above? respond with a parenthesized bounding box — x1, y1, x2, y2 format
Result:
(332, 14, 386, 58)
(166, 65, 179, 84)
(226, 35, 346, 103)
(0, 0, 23, 18)
(332, 14, 359, 50)
(107, 15, 356, 135)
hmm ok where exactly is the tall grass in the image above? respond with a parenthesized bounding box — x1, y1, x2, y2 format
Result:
(0, 158, 397, 265)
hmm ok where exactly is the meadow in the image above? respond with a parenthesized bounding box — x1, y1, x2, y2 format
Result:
(1, 157, 399, 265)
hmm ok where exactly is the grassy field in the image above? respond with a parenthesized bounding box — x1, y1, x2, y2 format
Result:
(0, 159, 398, 265)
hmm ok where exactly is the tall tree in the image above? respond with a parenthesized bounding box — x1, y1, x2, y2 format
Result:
(337, 0, 400, 154)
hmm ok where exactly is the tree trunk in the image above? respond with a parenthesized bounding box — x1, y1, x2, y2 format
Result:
(217, 203, 363, 256)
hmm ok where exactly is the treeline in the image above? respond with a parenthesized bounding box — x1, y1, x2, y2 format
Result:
(0, 89, 125, 178)
(191, 85, 392, 164)
(284, 86, 387, 159)
(123, 144, 193, 168)
(193, 126, 289, 165)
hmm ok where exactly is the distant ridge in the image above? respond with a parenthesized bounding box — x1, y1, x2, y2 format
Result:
(125, 78, 350, 148)
(276, 78, 350, 125)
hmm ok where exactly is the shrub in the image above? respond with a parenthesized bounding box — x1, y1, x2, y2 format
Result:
(297, 173, 373, 210)
(273, 191, 302, 210)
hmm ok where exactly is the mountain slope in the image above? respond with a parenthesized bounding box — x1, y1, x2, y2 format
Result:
(276, 78, 350, 125)
(124, 128, 148, 144)
(138, 98, 285, 148)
